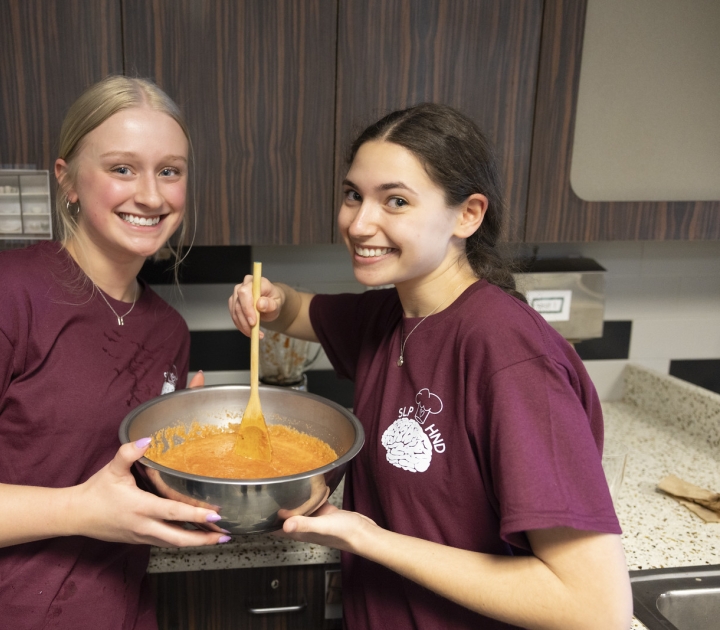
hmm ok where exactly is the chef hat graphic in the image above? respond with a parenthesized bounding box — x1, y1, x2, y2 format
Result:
(414, 388, 443, 425)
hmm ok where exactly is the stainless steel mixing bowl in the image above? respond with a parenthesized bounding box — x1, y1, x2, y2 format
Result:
(118, 385, 363, 535)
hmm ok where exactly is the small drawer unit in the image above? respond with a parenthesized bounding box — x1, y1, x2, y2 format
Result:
(0, 169, 52, 240)
(151, 563, 342, 630)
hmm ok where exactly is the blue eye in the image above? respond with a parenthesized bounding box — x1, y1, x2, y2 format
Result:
(114, 166, 131, 175)
(160, 168, 178, 177)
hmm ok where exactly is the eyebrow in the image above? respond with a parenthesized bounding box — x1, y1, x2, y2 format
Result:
(99, 151, 187, 163)
(342, 178, 417, 195)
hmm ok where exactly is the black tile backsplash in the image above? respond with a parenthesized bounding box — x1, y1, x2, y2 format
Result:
(573, 321, 632, 361)
(670, 359, 720, 396)
(189, 330, 250, 372)
(306, 370, 355, 409)
(140, 245, 251, 284)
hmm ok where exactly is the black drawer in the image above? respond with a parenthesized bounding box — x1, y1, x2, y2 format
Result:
(151, 564, 342, 630)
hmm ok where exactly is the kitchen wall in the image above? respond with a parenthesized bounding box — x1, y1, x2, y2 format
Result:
(151, 239, 720, 402)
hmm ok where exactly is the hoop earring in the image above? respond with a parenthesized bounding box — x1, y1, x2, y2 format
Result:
(66, 198, 80, 217)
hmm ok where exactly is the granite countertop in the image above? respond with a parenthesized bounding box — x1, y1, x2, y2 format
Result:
(148, 364, 720, 629)
(602, 365, 720, 629)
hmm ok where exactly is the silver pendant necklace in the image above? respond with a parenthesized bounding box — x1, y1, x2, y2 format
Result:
(397, 292, 455, 367)
(94, 282, 138, 326)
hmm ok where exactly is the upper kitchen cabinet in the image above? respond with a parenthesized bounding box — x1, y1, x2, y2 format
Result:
(525, 0, 720, 242)
(122, 0, 338, 245)
(334, 0, 543, 243)
(0, 0, 123, 171)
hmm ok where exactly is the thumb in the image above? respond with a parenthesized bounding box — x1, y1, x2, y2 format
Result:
(283, 515, 312, 534)
(188, 371, 205, 388)
(256, 296, 275, 313)
(108, 438, 152, 476)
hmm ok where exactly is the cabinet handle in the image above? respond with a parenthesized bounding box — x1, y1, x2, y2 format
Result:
(247, 601, 307, 615)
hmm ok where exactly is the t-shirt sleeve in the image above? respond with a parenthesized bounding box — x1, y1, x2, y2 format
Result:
(0, 266, 24, 401)
(309, 292, 368, 381)
(0, 329, 14, 401)
(484, 355, 620, 549)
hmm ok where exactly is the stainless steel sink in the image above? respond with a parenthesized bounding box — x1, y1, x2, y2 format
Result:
(630, 565, 720, 630)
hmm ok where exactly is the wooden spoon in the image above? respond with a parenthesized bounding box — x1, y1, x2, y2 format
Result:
(233, 262, 273, 461)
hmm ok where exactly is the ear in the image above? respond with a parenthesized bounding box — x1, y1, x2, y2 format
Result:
(454, 193, 488, 239)
(54, 158, 77, 203)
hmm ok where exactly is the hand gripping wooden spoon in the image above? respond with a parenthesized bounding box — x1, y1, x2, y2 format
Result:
(233, 262, 273, 461)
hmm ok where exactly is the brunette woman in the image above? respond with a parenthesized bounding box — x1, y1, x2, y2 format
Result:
(229, 103, 632, 629)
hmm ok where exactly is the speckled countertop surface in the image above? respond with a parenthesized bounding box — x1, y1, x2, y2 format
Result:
(148, 364, 720, 629)
(603, 365, 720, 629)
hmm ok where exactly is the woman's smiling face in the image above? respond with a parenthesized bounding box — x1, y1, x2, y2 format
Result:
(59, 106, 188, 263)
(338, 140, 466, 291)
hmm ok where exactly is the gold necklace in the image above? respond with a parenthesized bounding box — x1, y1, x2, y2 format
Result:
(397, 292, 455, 367)
(94, 282, 138, 326)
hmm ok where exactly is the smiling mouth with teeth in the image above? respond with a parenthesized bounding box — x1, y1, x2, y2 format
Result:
(119, 213, 162, 227)
(355, 246, 393, 258)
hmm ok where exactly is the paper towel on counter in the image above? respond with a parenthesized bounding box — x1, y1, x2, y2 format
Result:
(657, 474, 720, 523)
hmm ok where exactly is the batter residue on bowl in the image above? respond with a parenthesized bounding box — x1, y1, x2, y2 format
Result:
(145, 423, 337, 479)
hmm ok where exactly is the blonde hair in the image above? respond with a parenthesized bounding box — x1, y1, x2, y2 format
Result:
(56, 75, 195, 269)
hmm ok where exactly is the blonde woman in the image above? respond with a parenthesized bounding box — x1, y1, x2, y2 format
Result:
(0, 76, 226, 629)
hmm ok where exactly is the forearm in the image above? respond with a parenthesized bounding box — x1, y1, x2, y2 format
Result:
(353, 525, 630, 630)
(0, 483, 77, 547)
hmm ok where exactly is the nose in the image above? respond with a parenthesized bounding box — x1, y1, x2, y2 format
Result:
(134, 173, 163, 209)
(345, 201, 378, 239)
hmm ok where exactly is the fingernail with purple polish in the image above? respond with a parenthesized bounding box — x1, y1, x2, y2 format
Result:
(218, 536, 231, 544)
(134, 437, 152, 448)
(206, 513, 222, 523)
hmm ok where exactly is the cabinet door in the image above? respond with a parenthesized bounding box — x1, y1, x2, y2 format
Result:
(151, 564, 342, 630)
(525, 0, 720, 242)
(0, 0, 123, 170)
(335, 0, 544, 242)
(122, 0, 338, 246)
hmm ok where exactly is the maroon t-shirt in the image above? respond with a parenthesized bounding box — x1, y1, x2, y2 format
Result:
(0, 242, 190, 629)
(310, 281, 620, 630)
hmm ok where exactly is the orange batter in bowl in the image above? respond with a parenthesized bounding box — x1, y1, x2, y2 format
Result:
(146, 423, 337, 479)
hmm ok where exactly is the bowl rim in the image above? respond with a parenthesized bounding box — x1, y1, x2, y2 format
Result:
(118, 384, 364, 486)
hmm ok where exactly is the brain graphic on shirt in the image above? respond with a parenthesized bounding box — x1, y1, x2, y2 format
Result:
(381, 418, 432, 472)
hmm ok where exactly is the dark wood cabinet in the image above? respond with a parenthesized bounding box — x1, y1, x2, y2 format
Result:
(3, 0, 718, 246)
(150, 564, 342, 630)
(525, 0, 720, 242)
(335, 0, 544, 243)
(121, 0, 544, 245)
(121, 0, 338, 246)
(0, 0, 123, 171)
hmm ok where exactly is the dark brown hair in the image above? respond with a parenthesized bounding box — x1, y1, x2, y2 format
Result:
(348, 103, 524, 301)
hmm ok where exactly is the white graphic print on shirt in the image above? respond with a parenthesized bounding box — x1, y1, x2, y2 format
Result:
(161, 365, 178, 395)
(381, 388, 446, 473)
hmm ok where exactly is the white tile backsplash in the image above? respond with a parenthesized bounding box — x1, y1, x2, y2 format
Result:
(152, 284, 238, 331)
(630, 317, 720, 360)
(154, 240, 720, 402)
(581, 360, 627, 401)
(603, 274, 682, 319)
